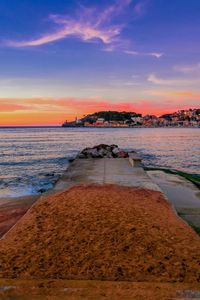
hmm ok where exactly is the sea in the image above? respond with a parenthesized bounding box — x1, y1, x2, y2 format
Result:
(0, 127, 199, 198)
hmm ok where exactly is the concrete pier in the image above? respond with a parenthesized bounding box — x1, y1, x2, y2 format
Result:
(48, 153, 200, 231)
(50, 157, 161, 195)
(148, 170, 200, 228)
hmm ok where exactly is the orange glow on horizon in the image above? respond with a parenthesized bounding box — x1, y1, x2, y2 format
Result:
(0, 97, 198, 126)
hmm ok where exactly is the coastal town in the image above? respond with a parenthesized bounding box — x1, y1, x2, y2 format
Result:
(62, 108, 200, 128)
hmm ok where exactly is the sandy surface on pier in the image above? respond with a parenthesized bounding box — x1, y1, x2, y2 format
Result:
(1, 184, 200, 284)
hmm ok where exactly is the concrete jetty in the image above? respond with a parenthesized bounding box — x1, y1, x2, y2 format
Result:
(0, 145, 162, 240)
(48, 145, 200, 231)
(148, 170, 200, 228)
(49, 157, 161, 195)
(1, 144, 199, 239)
(47, 143, 160, 194)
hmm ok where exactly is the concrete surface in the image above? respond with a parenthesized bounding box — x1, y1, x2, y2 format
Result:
(49, 158, 161, 195)
(148, 170, 200, 228)
(46, 158, 200, 230)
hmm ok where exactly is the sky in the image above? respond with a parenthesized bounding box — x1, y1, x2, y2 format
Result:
(0, 0, 200, 125)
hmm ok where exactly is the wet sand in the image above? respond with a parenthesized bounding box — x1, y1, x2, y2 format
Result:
(0, 195, 39, 238)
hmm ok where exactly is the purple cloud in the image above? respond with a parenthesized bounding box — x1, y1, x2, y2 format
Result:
(7, 1, 130, 48)
(5, 0, 162, 58)
(96, 0, 132, 25)
(7, 19, 120, 47)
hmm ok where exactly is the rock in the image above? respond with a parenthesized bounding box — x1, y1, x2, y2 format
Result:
(37, 188, 46, 194)
(90, 149, 102, 158)
(96, 144, 109, 151)
(117, 151, 129, 158)
(68, 158, 75, 163)
(98, 148, 108, 157)
(78, 153, 86, 159)
(82, 147, 90, 154)
(112, 147, 120, 155)
(77, 144, 129, 159)
(110, 144, 118, 149)
(105, 152, 113, 158)
(45, 173, 55, 177)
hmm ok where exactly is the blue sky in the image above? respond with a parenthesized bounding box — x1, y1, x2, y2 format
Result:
(0, 0, 200, 124)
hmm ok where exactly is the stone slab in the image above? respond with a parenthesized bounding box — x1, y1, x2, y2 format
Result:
(49, 158, 161, 195)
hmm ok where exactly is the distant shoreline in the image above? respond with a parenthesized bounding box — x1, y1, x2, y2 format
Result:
(62, 125, 200, 129)
(0, 125, 199, 129)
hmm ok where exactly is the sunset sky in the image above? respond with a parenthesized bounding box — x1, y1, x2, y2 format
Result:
(0, 0, 200, 125)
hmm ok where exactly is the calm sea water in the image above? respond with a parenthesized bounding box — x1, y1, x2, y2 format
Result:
(0, 127, 199, 198)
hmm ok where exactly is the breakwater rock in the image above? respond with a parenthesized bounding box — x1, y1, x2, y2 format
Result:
(78, 144, 129, 159)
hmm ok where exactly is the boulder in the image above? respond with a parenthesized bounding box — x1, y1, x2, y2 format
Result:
(117, 151, 129, 158)
(77, 144, 129, 159)
(78, 153, 86, 159)
(112, 147, 120, 155)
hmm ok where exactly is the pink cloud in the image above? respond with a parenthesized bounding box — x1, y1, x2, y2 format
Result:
(6, 1, 129, 48)
(0, 97, 199, 122)
(0, 101, 28, 112)
(5, 0, 162, 58)
(96, 0, 132, 25)
(7, 20, 120, 47)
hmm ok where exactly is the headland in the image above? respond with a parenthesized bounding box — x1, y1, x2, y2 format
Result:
(62, 108, 200, 128)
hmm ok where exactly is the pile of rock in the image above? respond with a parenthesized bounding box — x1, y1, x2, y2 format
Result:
(78, 144, 129, 159)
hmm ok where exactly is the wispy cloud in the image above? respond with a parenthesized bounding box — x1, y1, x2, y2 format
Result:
(147, 73, 200, 85)
(7, 17, 120, 47)
(150, 52, 163, 58)
(95, 0, 132, 25)
(0, 97, 147, 115)
(147, 90, 200, 98)
(124, 50, 163, 58)
(148, 74, 177, 85)
(0, 96, 190, 120)
(4, 0, 162, 58)
(174, 62, 200, 74)
(6, 0, 130, 48)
